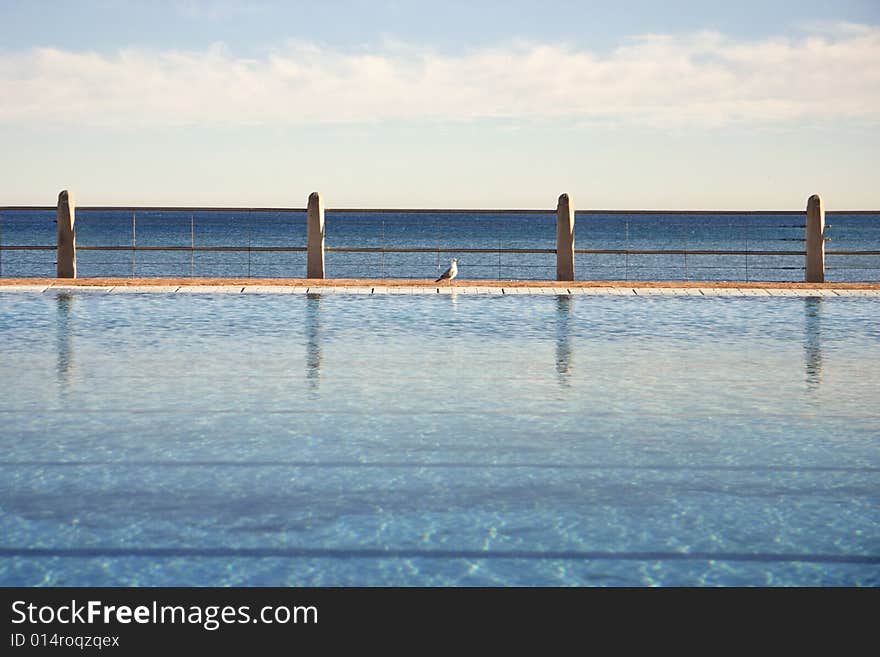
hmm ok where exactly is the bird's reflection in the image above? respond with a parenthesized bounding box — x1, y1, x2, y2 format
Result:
(55, 292, 74, 386)
(555, 294, 573, 387)
(305, 293, 322, 390)
(803, 296, 823, 391)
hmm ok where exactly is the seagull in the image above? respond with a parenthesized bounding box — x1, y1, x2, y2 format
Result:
(435, 258, 458, 283)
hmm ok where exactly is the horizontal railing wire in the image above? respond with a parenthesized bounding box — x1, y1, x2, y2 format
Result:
(4, 246, 879, 256)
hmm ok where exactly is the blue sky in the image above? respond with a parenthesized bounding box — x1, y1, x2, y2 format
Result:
(3, 1, 878, 53)
(1, 1, 878, 208)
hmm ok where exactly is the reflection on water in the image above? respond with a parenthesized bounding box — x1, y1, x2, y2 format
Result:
(305, 293, 322, 390)
(555, 294, 572, 386)
(55, 293, 74, 386)
(803, 297, 823, 391)
(2, 291, 877, 587)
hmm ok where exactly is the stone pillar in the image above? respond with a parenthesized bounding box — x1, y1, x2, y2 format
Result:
(57, 190, 76, 278)
(556, 193, 575, 281)
(306, 192, 325, 279)
(806, 194, 825, 283)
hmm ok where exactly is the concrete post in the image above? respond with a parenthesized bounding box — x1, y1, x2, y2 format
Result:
(556, 193, 575, 281)
(306, 192, 325, 279)
(57, 190, 76, 278)
(805, 194, 825, 283)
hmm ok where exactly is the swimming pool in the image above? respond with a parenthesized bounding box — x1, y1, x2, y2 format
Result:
(0, 291, 877, 585)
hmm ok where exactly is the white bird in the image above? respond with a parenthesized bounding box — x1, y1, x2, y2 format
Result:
(435, 258, 458, 283)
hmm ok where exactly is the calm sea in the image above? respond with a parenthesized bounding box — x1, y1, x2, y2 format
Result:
(1, 210, 878, 281)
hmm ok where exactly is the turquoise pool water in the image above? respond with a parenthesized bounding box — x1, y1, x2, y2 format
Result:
(0, 291, 878, 586)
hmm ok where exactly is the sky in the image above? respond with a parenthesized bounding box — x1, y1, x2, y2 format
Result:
(1, 0, 878, 208)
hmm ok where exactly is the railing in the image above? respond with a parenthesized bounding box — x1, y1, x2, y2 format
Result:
(1, 193, 878, 282)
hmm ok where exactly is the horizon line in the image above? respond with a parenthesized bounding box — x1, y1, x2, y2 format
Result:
(2, 205, 878, 215)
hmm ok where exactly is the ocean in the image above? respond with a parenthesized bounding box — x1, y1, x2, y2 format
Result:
(1, 209, 878, 281)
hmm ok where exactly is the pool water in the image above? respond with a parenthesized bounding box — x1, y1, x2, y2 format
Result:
(0, 291, 878, 586)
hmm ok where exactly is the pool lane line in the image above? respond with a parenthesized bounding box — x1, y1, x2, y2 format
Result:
(0, 547, 877, 565)
(2, 460, 877, 473)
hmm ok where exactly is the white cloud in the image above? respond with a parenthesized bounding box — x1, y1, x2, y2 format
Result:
(1, 25, 878, 127)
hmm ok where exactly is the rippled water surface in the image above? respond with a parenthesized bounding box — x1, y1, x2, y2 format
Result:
(0, 291, 878, 585)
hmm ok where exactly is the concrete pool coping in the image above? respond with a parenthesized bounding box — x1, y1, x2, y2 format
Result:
(1, 278, 879, 296)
